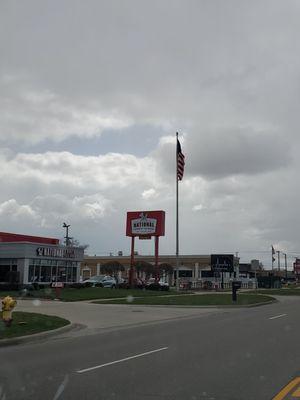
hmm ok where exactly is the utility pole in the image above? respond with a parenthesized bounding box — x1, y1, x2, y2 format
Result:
(63, 222, 72, 246)
(277, 251, 280, 272)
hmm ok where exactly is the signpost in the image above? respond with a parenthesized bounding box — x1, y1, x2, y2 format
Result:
(126, 211, 165, 286)
(232, 280, 241, 302)
(211, 254, 234, 289)
(51, 282, 64, 299)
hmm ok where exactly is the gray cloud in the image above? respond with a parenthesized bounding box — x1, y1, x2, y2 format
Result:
(186, 127, 290, 179)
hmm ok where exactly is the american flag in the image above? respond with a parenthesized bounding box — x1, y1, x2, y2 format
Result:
(177, 138, 185, 181)
(272, 245, 275, 255)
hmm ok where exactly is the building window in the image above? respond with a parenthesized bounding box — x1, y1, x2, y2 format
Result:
(40, 266, 51, 282)
(0, 266, 10, 282)
(179, 270, 193, 278)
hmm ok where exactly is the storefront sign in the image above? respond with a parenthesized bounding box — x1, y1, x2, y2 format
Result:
(51, 282, 64, 288)
(126, 211, 165, 237)
(36, 247, 76, 258)
(211, 254, 234, 273)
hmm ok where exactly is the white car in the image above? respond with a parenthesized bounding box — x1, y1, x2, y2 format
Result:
(83, 275, 117, 288)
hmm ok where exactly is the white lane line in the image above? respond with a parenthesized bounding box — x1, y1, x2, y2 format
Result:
(52, 374, 69, 400)
(269, 314, 287, 320)
(76, 347, 168, 374)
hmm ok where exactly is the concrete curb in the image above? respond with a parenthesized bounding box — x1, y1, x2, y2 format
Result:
(0, 322, 83, 347)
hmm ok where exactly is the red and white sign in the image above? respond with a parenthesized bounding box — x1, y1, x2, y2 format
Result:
(126, 211, 165, 237)
(51, 282, 64, 288)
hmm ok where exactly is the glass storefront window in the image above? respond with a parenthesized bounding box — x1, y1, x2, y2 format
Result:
(73, 267, 77, 282)
(0, 256, 80, 284)
(40, 266, 51, 282)
(58, 266, 67, 282)
(0, 266, 10, 282)
(67, 267, 72, 282)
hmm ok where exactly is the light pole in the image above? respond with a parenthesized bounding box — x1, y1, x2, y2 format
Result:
(62, 222, 72, 246)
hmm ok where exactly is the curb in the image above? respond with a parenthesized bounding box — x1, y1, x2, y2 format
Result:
(0, 322, 82, 347)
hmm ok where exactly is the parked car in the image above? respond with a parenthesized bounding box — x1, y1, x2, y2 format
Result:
(118, 277, 145, 289)
(83, 275, 117, 288)
(145, 278, 169, 291)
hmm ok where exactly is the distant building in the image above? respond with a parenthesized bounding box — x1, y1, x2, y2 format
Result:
(0, 232, 84, 285)
(81, 253, 240, 286)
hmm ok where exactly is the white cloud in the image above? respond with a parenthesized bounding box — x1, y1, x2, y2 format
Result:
(142, 188, 158, 200)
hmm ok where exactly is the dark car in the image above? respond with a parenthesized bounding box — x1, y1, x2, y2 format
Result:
(118, 277, 145, 289)
(145, 278, 170, 291)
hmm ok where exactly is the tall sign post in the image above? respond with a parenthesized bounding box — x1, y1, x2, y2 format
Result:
(126, 211, 165, 286)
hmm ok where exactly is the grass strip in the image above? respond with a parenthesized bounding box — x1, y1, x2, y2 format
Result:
(0, 312, 69, 339)
(96, 293, 274, 306)
(0, 288, 182, 302)
(249, 289, 300, 296)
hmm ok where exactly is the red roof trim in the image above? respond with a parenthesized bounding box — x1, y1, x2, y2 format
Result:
(0, 232, 59, 245)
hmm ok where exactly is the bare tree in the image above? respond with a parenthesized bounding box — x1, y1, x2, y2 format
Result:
(159, 263, 174, 282)
(101, 260, 125, 284)
(134, 261, 155, 279)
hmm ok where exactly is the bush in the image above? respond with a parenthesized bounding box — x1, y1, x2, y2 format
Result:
(0, 283, 22, 291)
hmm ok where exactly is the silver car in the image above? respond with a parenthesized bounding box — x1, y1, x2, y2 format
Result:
(83, 275, 117, 288)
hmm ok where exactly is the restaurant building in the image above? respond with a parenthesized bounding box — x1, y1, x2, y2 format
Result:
(0, 232, 84, 285)
(81, 253, 240, 285)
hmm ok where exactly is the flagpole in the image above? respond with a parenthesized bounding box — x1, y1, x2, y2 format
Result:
(176, 132, 179, 291)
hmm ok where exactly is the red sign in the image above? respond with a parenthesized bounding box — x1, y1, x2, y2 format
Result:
(126, 211, 165, 237)
(51, 282, 64, 288)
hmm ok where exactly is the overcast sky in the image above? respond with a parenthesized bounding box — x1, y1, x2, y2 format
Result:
(1, 0, 300, 267)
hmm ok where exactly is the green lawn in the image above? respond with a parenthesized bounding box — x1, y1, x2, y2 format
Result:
(0, 312, 69, 339)
(96, 293, 274, 306)
(58, 288, 180, 301)
(0, 287, 181, 302)
(250, 288, 300, 296)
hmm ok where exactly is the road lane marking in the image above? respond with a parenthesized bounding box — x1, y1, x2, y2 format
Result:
(272, 377, 300, 400)
(269, 314, 287, 320)
(292, 385, 300, 397)
(76, 347, 168, 374)
(52, 374, 69, 400)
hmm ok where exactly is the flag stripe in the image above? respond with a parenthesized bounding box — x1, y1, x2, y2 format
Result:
(177, 139, 185, 181)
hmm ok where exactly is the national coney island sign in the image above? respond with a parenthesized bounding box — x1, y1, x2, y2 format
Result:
(126, 211, 165, 238)
(126, 210, 165, 284)
(36, 247, 76, 258)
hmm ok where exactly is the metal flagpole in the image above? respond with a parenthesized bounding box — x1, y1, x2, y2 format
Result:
(277, 251, 280, 271)
(176, 132, 179, 292)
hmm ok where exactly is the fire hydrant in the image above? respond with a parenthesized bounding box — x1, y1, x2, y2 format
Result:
(2, 296, 17, 327)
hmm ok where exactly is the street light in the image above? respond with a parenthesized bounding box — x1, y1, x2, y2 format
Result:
(62, 222, 72, 246)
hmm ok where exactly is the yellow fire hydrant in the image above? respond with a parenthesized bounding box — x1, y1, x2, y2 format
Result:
(2, 296, 17, 327)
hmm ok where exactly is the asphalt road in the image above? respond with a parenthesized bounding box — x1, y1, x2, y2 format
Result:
(0, 296, 299, 400)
